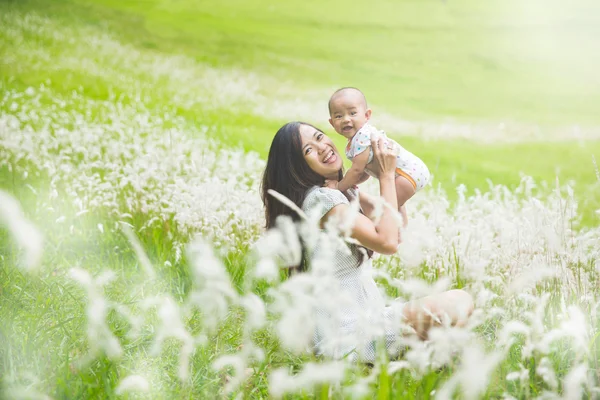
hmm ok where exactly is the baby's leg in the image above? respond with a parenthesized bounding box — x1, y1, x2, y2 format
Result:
(395, 175, 416, 206)
(399, 205, 408, 228)
(395, 175, 416, 227)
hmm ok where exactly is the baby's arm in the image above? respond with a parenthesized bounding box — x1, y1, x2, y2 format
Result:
(337, 149, 370, 192)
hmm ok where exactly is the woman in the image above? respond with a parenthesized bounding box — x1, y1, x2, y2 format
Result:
(261, 121, 473, 362)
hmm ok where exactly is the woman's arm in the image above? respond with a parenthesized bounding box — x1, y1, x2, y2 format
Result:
(322, 137, 400, 254)
(356, 172, 371, 185)
(357, 190, 377, 219)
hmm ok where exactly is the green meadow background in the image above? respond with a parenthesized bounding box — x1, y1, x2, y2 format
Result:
(3, 0, 600, 224)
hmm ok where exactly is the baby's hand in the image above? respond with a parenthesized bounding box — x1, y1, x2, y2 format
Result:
(324, 179, 339, 190)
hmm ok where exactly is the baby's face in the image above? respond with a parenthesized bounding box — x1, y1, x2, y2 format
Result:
(328, 94, 371, 139)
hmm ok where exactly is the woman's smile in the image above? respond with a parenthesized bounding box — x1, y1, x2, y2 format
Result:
(299, 124, 343, 177)
(322, 149, 337, 164)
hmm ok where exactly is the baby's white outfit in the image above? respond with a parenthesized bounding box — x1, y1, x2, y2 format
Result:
(344, 123, 430, 191)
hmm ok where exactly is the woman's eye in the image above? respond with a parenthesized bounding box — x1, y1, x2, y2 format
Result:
(304, 148, 311, 155)
(317, 133, 323, 140)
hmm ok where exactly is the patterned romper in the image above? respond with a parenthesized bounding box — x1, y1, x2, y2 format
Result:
(302, 186, 404, 363)
(345, 123, 430, 191)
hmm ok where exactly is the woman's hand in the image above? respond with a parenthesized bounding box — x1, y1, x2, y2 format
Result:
(320, 134, 401, 255)
(371, 135, 397, 179)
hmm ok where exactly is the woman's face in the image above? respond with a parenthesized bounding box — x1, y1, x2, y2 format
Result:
(299, 124, 343, 179)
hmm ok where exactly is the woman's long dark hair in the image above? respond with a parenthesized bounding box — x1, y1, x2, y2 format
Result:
(260, 121, 371, 272)
(261, 121, 341, 229)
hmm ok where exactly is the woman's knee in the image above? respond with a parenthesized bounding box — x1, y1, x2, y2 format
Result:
(423, 289, 473, 319)
(442, 289, 474, 325)
(402, 289, 474, 328)
(448, 289, 474, 311)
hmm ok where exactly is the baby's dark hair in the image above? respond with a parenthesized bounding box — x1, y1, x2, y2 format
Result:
(328, 87, 368, 114)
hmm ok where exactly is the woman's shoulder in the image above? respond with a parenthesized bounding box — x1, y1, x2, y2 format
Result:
(302, 186, 349, 215)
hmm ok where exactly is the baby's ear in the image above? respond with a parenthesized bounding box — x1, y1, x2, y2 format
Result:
(328, 117, 334, 127)
(365, 108, 372, 120)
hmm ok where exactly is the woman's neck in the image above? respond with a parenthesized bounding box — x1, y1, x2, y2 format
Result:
(322, 171, 341, 181)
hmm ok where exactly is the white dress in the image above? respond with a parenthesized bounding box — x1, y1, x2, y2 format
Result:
(302, 186, 403, 363)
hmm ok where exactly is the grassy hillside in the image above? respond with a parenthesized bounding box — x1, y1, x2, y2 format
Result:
(2, 0, 600, 228)
(6, 0, 600, 126)
(1, 2, 600, 398)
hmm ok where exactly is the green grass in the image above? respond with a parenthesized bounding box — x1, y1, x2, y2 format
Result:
(2, 0, 599, 229)
(6, 0, 600, 126)
(1, 0, 600, 398)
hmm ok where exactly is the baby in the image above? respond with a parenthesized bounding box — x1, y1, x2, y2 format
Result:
(326, 87, 430, 225)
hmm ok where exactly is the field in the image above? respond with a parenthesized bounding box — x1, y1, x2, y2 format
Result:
(1, 0, 600, 398)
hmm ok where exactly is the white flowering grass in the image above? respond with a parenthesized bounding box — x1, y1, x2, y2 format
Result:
(3, 6, 600, 228)
(2, 6, 600, 400)
(3, 101, 599, 397)
(0, 190, 43, 271)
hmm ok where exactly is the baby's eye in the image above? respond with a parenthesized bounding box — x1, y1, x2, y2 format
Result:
(335, 115, 342, 119)
(350, 111, 357, 116)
